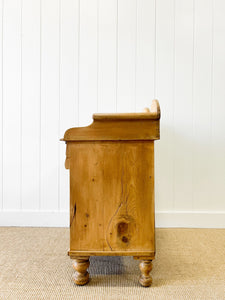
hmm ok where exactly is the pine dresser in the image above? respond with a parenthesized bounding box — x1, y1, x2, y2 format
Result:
(61, 99, 160, 287)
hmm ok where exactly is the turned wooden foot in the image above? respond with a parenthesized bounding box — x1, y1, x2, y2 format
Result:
(72, 257, 90, 286)
(138, 260, 153, 287)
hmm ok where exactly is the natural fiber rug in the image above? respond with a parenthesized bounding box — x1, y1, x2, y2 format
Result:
(0, 228, 224, 299)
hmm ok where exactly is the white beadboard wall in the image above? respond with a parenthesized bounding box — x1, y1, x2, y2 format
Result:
(0, 0, 225, 228)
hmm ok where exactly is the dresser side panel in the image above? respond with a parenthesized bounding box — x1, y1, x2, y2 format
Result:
(69, 141, 155, 253)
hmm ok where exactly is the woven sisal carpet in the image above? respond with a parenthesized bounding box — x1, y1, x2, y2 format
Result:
(0, 228, 224, 299)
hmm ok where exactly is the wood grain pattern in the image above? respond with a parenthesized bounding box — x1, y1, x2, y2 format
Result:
(63, 119, 160, 141)
(64, 100, 160, 286)
(103, 141, 155, 252)
(69, 251, 155, 258)
(68, 141, 155, 253)
(62, 99, 160, 142)
(72, 257, 90, 286)
(139, 260, 153, 287)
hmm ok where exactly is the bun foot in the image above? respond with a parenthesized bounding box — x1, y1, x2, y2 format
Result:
(72, 257, 90, 286)
(139, 260, 153, 287)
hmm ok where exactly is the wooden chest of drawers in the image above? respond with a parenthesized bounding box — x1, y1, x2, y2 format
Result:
(62, 100, 160, 287)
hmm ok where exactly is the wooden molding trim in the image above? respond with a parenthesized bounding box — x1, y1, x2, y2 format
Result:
(61, 100, 160, 142)
(93, 99, 160, 121)
(68, 250, 155, 258)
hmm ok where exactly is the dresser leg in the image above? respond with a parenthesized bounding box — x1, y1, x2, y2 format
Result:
(138, 260, 153, 287)
(72, 257, 90, 285)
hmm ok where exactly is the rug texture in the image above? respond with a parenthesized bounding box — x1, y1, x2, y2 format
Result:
(0, 228, 224, 299)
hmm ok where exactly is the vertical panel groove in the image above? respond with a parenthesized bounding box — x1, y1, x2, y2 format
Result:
(40, 0, 60, 210)
(59, 0, 79, 211)
(172, 0, 176, 210)
(20, 0, 23, 210)
(58, 0, 61, 210)
(210, 0, 214, 146)
(98, 0, 117, 112)
(39, 0, 42, 211)
(191, 0, 195, 210)
(210, 0, 225, 210)
(3, 0, 22, 209)
(79, 0, 98, 125)
(1, 0, 3, 210)
(209, 0, 214, 211)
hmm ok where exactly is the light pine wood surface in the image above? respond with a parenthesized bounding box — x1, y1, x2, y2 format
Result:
(63, 100, 160, 286)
